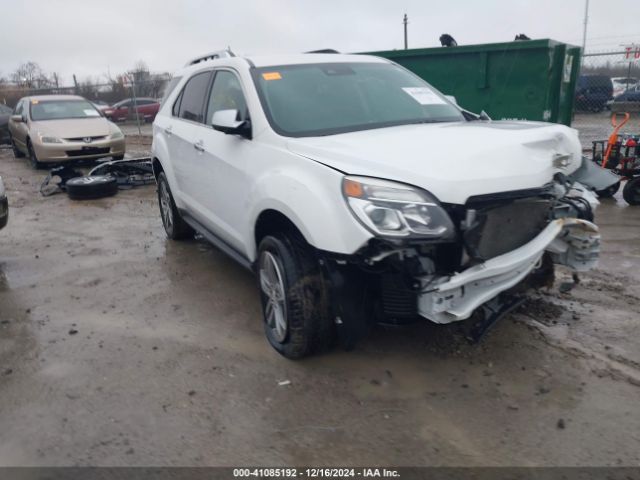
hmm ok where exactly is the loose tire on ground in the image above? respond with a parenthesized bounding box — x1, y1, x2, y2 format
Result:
(595, 181, 620, 198)
(257, 232, 334, 359)
(622, 177, 640, 206)
(66, 175, 118, 200)
(157, 172, 194, 240)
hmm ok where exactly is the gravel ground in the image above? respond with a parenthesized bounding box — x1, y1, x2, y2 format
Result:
(0, 138, 639, 466)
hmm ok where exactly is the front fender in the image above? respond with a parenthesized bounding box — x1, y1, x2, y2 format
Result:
(246, 161, 372, 261)
(151, 126, 185, 210)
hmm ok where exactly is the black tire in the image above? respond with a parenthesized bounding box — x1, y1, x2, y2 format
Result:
(257, 232, 334, 359)
(622, 177, 640, 206)
(11, 137, 25, 158)
(596, 181, 620, 198)
(157, 172, 194, 239)
(112, 154, 125, 161)
(66, 175, 118, 200)
(27, 140, 42, 169)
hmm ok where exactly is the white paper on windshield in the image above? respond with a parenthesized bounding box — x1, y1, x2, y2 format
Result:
(402, 87, 447, 105)
(84, 109, 100, 116)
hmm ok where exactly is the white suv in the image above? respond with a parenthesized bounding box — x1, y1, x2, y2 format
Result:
(152, 51, 605, 358)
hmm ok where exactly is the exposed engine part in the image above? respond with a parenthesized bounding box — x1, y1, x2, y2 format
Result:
(547, 219, 600, 272)
(417, 218, 599, 324)
(466, 294, 525, 343)
(464, 197, 552, 262)
(379, 273, 418, 323)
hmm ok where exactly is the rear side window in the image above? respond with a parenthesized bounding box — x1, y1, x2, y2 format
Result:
(177, 71, 211, 123)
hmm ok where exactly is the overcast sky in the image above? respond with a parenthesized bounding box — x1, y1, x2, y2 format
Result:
(1, 0, 639, 84)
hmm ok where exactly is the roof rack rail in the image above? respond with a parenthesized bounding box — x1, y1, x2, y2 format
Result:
(185, 49, 236, 67)
(305, 49, 340, 54)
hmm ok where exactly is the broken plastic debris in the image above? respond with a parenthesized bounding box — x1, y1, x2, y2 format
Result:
(278, 380, 291, 386)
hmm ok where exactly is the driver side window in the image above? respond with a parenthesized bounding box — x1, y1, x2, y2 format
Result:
(206, 71, 248, 124)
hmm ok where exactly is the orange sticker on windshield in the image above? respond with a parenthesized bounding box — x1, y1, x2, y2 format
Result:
(262, 72, 282, 81)
(31, 100, 39, 104)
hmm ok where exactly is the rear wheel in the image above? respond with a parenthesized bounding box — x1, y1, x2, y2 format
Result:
(596, 181, 620, 198)
(157, 172, 194, 240)
(257, 232, 334, 359)
(27, 140, 42, 169)
(622, 177, 640, 206)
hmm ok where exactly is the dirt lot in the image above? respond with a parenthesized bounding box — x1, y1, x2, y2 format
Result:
(0, 138, 639, 467)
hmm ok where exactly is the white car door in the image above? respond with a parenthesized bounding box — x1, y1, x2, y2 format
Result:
(191, 69, 255, 252)
(166, 70, 213, 213)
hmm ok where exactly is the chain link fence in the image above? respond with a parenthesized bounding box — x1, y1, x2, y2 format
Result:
(0, 75, 170, 146)
(572, 49, 640, 150)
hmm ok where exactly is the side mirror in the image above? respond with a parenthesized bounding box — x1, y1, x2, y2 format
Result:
(10, 114, 23, 123)
(211, 109, 251, 138)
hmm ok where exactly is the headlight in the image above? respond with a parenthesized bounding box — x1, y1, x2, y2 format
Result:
(40, 134, 62, 144)
(342, 176, 455, 239)
(110, 130, 124, 139)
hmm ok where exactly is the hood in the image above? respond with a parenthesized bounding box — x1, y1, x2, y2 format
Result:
(31, 117, 112, 139)
(287, 121, 583, 205)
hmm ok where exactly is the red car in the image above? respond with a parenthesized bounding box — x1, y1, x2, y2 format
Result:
(103, 98, 160, 123)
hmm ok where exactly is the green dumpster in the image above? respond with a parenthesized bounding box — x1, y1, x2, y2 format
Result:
(363, 39, 581, 126)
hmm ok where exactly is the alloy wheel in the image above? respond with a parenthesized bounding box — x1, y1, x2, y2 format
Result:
(159, 181, 173, 231)
(259, 251, 288, 343)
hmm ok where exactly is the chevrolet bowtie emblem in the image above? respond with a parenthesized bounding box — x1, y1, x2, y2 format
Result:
(553, 153, 571, 169)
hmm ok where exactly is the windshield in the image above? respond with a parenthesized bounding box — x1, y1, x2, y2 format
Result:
(30, 100, 101, 121)
(0, 104, 12, 114)
(252, 62, 464, 137)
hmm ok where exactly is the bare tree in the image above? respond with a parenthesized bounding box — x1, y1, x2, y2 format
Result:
(78, 79, 99, 100)
(11, 62, 43, 88)
(129, 60, 151, 97)
(50, 72, 62, 89)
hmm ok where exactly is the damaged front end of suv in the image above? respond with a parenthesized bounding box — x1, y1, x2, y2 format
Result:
(326, 161, 602, 344)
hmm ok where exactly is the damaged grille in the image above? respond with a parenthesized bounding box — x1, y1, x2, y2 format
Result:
(464, 197, 552, 261)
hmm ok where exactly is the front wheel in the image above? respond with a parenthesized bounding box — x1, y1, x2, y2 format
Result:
(11, 137, 25, 158)
(622, 177, 640, 206)
(27, 140, 42, 169)
(257, 233, 334, 359)
(157, 172, 194, 240)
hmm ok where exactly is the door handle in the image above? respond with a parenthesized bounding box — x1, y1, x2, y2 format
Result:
(164, 126, 173, 136)
(193, 140, 205, 152)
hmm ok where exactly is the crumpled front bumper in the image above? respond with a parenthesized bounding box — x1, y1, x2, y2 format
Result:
(417, 218, 600, 324)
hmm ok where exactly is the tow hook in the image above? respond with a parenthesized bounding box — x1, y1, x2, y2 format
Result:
(466, 294, 525, 343)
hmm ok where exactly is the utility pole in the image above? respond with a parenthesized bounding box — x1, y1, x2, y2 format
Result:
(581, 0, 590, 55)
(403, 13, 408, 50)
